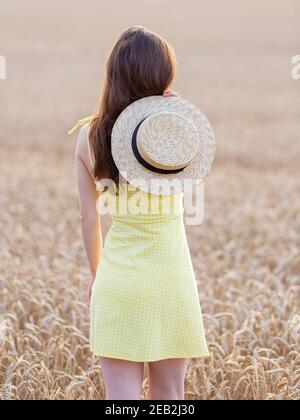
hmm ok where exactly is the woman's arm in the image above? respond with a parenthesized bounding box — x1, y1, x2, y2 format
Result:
(75, 126, 102, 300)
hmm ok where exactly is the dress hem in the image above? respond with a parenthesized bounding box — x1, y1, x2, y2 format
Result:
(90, 349, 210, 363)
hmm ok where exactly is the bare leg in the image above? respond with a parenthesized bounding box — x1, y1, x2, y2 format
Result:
(100, 357, 144, 400)
(148, 358, 190, 400)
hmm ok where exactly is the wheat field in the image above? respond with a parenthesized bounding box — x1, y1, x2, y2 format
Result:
(0, 0, 300, 400)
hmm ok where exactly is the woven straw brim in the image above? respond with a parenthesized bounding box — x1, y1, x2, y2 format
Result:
(111, 95, 216, 196)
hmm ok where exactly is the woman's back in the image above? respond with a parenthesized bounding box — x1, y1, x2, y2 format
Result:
(98, 182, 185, 222)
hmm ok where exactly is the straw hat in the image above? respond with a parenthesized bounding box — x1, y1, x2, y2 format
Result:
(111, 95, 216, 195)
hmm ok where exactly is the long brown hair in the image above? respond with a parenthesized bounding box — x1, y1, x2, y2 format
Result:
(89, 26, 177, 189)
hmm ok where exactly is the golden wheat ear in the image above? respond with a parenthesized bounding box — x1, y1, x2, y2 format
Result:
(68, 115, 96, 135)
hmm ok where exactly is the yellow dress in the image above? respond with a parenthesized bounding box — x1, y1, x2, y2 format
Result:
(69, 118, 210, 362)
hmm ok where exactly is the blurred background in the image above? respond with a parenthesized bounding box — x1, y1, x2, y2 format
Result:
(0, 0, 299, 400)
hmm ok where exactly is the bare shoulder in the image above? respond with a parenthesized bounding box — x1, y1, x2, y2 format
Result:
(75, 123, 90, 159)
(75, 123, 96, 182)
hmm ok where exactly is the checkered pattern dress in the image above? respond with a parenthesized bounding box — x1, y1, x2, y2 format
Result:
(90, 183, 209, 362)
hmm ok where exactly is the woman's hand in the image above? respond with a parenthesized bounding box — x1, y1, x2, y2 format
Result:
(88, 276, 95, 307)
(163, 90, 180, 98)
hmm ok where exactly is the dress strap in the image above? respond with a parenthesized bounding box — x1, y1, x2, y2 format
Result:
(68, 115, 96, 135)
(86, 124, 94, 168)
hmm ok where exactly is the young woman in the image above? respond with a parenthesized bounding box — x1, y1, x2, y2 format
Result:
(73, 26, 210, 400)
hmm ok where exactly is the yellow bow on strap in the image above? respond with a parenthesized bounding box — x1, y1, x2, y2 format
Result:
(68, 115, 96, 135)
